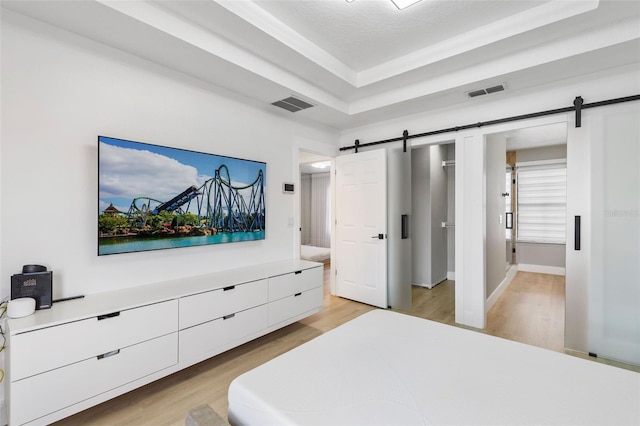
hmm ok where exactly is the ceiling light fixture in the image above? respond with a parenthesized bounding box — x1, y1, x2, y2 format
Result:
(390, 0, 422, 10)
(311, 161, 331, 169)
(345, 0, 421, 9)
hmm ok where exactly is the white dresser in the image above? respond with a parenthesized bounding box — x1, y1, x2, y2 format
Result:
(5, 259, 323, 426)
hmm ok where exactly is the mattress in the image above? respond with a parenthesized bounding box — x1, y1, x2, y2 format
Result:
(300, 245, 330, 263)
(228, 310, 639, 426)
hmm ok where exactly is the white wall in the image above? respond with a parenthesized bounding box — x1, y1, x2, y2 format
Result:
(339, 64, 640, 149)
(0, 11, 338, 300)
(446, 144, 455, 277)
(411, 144, 448, 287)
(517, 243, 566, 269)
(516, 145, 567, 163)
(485, 135, 507, 298)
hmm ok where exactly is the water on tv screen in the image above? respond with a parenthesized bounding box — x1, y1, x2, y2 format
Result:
(98, 136, 266, 256)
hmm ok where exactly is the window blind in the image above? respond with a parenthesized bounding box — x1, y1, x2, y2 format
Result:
(516, 160, 567, 244)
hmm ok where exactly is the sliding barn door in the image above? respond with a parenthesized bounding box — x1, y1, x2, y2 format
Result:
(335, 150, 388, 308)
(566, 101, 640, 365)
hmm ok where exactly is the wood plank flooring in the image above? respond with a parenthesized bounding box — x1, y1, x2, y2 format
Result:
(53, 266, 638, 426)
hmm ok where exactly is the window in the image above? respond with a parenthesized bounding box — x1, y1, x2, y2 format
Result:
(516, 159, 567, 244)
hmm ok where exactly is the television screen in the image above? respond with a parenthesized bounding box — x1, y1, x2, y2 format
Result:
(98, 136, 266, 256)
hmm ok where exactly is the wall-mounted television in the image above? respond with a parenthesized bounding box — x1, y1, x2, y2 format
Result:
(98, 136, 266, 256)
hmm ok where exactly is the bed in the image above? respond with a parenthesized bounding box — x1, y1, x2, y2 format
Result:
(228, 310, 639, 425)
(300, 245, 330, 264)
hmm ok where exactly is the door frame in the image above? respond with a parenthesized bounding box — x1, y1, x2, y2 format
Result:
(412, 114, 569, 329)
(294, 140, 338, 295)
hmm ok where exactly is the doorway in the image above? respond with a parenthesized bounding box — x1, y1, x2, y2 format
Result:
(411, 142, 456, 288)
(485, 124, 568, 277)
(483, 122, 568, 345)
(298, 151, 332, 267)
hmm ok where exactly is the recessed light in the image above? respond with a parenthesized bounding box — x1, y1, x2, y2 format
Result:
(391, 0, 422, 9)
(311, 161, 331, 169)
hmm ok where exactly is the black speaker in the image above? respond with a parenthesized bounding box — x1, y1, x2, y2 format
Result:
(11, 266, 52, 310)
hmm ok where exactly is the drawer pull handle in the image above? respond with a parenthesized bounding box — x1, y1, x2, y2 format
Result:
(294, 270, 302, 275)
(294, 292, 302, 297)
(223, 285, 236, 291)
(97, 349, 120, 360)
(97, 311, 120, 320)
(223, 313, 235, 320)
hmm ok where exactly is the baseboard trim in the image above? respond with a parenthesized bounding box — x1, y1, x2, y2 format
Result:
(486, 264, 518, 313)
(517, 263, 566, 276)
(413, 277, 447, 290)
(447, 271, 455, 281)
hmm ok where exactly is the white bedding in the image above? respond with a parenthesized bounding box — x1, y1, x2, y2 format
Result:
(228, 310, 639, 426)
(300, 245, 330, 263)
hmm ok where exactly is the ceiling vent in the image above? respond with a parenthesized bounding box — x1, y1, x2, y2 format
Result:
(467, 83, 507, 98)
(271, 96, 314, 113)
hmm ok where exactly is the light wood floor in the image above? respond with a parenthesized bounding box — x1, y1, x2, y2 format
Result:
(54, 266, 638, 426)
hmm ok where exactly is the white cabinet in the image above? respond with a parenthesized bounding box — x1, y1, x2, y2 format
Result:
(178, 266, 323, 367)
(6, 260, 322, 425)
(267, 267, 324, 326)
(268, 286, 323, 326)
(10, 300, 177, 381)
(179, 279, 268, 329)
(8, 300, 179, 426)
(11, 333, 178, 426)
(180, 304, 269, 364)
(268, 267, 323, 301)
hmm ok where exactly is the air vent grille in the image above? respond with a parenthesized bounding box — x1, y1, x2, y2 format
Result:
(468, 89, 487, 98)
(467, 83, 507, 98)
(486, 85, 505, 94)
(271, 96, 314, 112)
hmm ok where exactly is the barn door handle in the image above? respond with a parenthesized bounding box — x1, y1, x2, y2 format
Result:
(401, 215, 409, 239)
(574, 216, 581, 250)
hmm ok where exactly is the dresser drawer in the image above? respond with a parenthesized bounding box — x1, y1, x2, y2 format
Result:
(10, 333, 177, 426)
(268, 267, 322, 301)
(10, 299, 178, 381)
(179, 304, 268, 364)
(268, 286, 323, 326)
(179, 279, 268, 329)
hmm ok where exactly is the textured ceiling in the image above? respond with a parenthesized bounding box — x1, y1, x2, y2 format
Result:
(254, 0, 547, 71)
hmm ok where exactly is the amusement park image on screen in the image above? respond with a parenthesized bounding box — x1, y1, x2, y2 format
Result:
(97, 136, 266, 256)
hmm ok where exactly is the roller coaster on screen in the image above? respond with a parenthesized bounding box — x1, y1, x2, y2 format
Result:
(126, 165, 265, 233)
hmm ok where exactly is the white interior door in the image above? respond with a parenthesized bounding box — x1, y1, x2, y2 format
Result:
(566, 101, 640, 365)
(335, 149, 387, 308)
